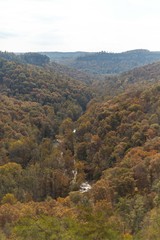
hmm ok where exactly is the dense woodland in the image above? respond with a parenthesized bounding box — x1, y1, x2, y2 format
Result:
(93, 61, 160, 98)
(44, 49, 160, 75)
(1, 51, 160, 239)
(71, 50, 160, 74)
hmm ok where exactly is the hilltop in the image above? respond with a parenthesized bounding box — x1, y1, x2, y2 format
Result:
(43, 49, 160, 74)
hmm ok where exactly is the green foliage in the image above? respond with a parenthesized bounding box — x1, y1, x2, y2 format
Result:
(13, 213, 123, 240)
(135, 208, 160, 240)
(1, 193, 17, 205)
(0, 163, 22, 200)
(0, 231, 6, 240)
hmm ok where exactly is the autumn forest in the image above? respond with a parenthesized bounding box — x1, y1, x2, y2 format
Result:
(1, 50, 160, 239)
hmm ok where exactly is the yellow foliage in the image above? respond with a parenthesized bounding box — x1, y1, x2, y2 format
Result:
(1, 193, 17, 205)
(123, 233, 133, 240)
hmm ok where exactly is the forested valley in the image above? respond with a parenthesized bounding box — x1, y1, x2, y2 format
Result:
(43, 49, 160, 74)
(1, 51, 160, 239)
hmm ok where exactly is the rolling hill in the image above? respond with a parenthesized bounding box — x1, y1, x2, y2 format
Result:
(43, 49, 160, 75)
(1, 51, 160, 239)
(93, 61, 160, 99)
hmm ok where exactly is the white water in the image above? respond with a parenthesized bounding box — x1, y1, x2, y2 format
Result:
(72, 169, 77, 184)
(80, 182, 92, 193)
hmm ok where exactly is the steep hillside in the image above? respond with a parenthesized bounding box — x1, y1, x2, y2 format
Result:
(72, 85, 160, 178)
(93, 61, 160, 98)
(68, 49, 160, 74)
(0, 58, 93, 121)
(46, 61, 96, 84)
(13, 49, 160, 76)
(1, 81, 160, 239)
(0, 57, 93, 202)
(0, 94, 80, 201)
(2, 53, 160, 239)
(54, 83, 160, 237)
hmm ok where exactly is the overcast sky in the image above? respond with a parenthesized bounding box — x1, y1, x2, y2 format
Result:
(0, 0, 160, 52)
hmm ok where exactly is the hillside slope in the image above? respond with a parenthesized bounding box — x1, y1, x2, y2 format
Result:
(1, 53, 160, 239)
(93, 61, 160, 98)
(1, 80, 160, 239)
(0, 58, 93, 120)
(55, 49, 160, 74)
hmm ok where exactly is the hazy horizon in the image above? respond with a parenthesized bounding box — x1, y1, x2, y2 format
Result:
(12, 49, 160, 54)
